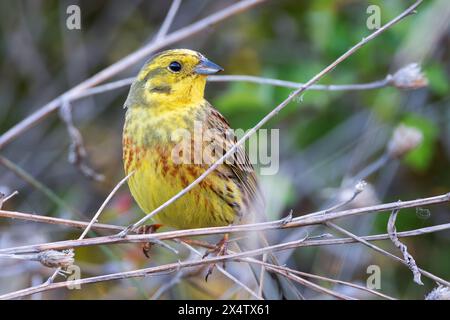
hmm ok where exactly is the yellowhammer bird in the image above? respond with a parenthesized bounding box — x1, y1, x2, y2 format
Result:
(122, 49, 262, 259)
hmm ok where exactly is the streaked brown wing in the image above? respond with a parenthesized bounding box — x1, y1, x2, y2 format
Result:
(204, 102, 264, 218)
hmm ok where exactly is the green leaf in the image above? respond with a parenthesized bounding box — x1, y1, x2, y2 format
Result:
(426, 63, 449, 96)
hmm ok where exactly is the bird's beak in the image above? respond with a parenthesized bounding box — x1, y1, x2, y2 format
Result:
(194, 57, 224, 75)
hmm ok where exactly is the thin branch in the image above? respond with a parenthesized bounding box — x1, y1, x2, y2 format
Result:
(258, 253, 267, 299)
(191, 240, 358, 299)
(0, 218, 450, 299)
(325, 222, 450, 287)
(154, 0, 182, 41)
(0, 232, 310, 299)
(6, 219, 445, 255)
(315, 181, 447, 287)
(73, 77, 134, 100)
(187, 240, 355, 300)
(387, 208, 423, 285)
(0, 232, 359, 300)
(0, 156, 78, 215)
(297, 192, 448, 224)
(352, 153, 391, 183)
(0, 209, 123, 232)
(118, 0, 425, 236)
(0, 193, 448, 255)
(43, 172, 135, 288)
(78, 172, 134, 239)
(59, 100, 104, 181)
(322, 180, 367, 215)
(1, 205, 448, 299)
(149, 251, 202, 300)
(1, 191, 18, 205)
(60, 62, 427, 105)
(287, 269, 395, 300)
(242, 258, 395, 300)
(0, 191, 17, 210)
(0, 0, 267, 150)
(292, 270, 395, 300)
(180, 241, 262, 300)
(207, 74, 391, 90)
(255, 231, 305, 300)
(208, 62, 427, 90)
(247, 260, 355, 300)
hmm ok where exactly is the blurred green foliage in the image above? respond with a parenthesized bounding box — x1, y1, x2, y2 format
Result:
(402, 114, 439, 171)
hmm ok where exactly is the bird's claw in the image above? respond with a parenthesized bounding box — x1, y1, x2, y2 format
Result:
(203, 234, 229, 281)
(136, 224, 163, 258)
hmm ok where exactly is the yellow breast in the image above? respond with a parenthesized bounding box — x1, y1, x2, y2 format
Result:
(123, 105, 242, 229)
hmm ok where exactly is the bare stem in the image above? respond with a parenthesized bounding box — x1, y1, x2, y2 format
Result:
(78, 172, 134, 240)
(0, 156, 77, 215)
(387, 209, 423, 285)
(207, 74, 392, 90)
(59, 100, 104, 181)
(154, 0, 182, 41)
(241, 258, 394, 300)
(0, 0, 267, 149)
(0, 233, 310, 299)
(0, 209, 123, 232)
(57, 70, 404, 105)
(325, 222, 450, 287)
(180, 241, 262, 300)
(0, 193, 448, 255)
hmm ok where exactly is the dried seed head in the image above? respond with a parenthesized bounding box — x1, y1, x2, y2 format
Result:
(425, 285, 450, 300)
(387, 124, 423, 158)
(37, 250, 74, 269)
(389, 63, 428, 89)
(355, 180, 367, 193)
(335, 182, 379, 209)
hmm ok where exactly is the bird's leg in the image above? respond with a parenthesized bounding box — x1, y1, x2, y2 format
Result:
(135, 224, 163, 258)
(202, 233, 229, 281)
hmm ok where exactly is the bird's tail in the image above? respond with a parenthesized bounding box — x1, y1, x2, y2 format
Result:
(236, 230, 304, 300)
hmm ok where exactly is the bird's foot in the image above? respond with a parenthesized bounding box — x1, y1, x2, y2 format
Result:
(202, 234, 229, 281)
(135, 224, 163, 258)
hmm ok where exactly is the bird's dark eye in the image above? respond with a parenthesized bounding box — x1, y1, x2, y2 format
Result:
(168, 61, 182, 72)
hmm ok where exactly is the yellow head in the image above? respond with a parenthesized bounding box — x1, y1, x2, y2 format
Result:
(125, 49, 223, 109)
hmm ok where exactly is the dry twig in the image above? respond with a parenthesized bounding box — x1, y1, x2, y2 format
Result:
(241, 258, 395, 300)
(57, 62, 428, 105)
(154, 0, 182, 41)
(0, 0, 267, 149)
(59, 100, 104, 181)
(179, 241, 262, 300)
(0, 193, 448, 255)
(387, 208, 423, 285)
(325, 222, 450, 287)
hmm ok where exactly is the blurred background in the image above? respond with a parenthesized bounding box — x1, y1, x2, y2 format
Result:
(0, 0, 449, 299)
